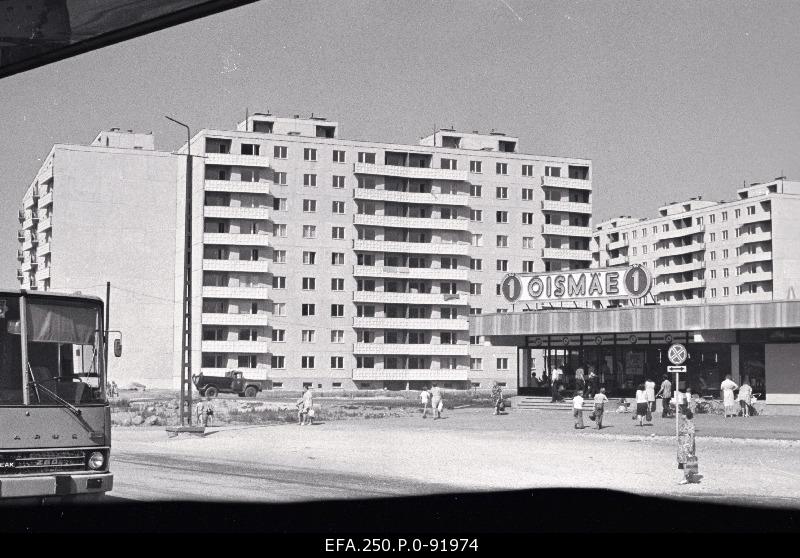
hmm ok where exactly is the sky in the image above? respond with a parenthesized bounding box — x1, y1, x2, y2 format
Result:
(1, 0, 799, 286)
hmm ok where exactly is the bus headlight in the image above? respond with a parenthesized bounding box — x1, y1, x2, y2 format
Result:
(88, 452, 105, 470)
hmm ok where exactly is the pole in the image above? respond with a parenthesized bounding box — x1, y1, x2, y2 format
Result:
(104, 281, 110, 375)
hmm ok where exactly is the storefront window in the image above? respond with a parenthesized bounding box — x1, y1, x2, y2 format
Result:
(740, 344, 766, 397)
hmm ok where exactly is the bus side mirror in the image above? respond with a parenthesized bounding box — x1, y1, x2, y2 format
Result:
(114, 339, 122, 357)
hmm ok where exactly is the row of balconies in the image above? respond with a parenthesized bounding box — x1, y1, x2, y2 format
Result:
(202, 285, 271, 299)
(203, 205, 271, 221)
(737, 250, 772, 264)
(205, 153, 271, 168)
(652, 278, 706, 294)
(541, 224, 593, 237)
(353, 213, 471, 231)
(738, 270, 774, 284)
(541, 200, 592, 214)
(541, 175, 593, 191)
(352, 368, 469, 380)
(201, 340, 271, 353)
(39, 190, 53, 207)
(353, 239, 470, 256)
(353, 162, 468, 182)
(352, 317, 470, 330)
(352, 188, 469, 206)
(353, 343, 470, 356)
(738, 211, 772, 225)
(201, 312, 271, 326)
(738, 231, 772, 245)
(352, 265, 469, 281)
(203, 258, 270, 273)
(606, 238, 628, 251)
(659, 224, 705, 240)
(654, 260, 705, 276)
(541, 248, 594, 261)
(203, 232, 270, 247)
(204, 179, 271, 195)
(352, 291, 469, 305)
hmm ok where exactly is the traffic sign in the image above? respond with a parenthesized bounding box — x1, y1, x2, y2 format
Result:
(668, 343, 688, 365)
(667, 365, 687, 373)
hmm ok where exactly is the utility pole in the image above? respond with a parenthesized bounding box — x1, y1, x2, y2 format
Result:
(104, 281, 110, 371)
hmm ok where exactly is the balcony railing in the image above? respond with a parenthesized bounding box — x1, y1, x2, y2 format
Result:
(353, 188, 469, 206)
(353, 239, 470, 256)
(738, 270, 773, 284)
(655, 243, 706, 258)
(353, 213, 470, 231)
(200, 340, 271, 353)
(353, 317, 470, 330)
(38, 191, 53, 207)
(541, 200, 592, 214)
(38, 242, 51, 256)
(541, 224, 593, 237)
(541, 248, 594, 261)
(738, 231, 772, 246)
(203, 232, 270, 247)
(738, 211, 772, 225)
(203, 259, 270, 273)
(352, 265, 468, 281)
(353, 162, 468, 182)
(737, 250, 772, 264)
(205, 153, 271, 168)
(653, 278, 706, 294)
(204, 179, 270, 195)
(201, 285, 271, 299)
(201, 312, 271, 326)
(353, 291, 469, 305)
(203, 206, 271, 220)
(659, 224, 705, 240)
(37, 266, 50, 280)
(607, 254, 629, 266)
(541, 175, 592, 191)
(353, 343, 471, 356)
(654, 261, 705, 276)
(38, 164, 53, 183)
(353, 368, 469, 380)
(38, 216, 52, 231)
(607, 238, 628, 251)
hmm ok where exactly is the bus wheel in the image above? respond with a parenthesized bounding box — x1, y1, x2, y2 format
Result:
(244, 386, 258, 398)
(205, 386, 219, 397)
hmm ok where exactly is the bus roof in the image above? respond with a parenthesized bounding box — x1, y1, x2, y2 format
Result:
(0, 288, 104, 305)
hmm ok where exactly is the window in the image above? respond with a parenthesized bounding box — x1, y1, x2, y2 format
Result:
(441, 158, 457, 170)
(470, 283, 482, 295)
(522, 260, 534, 273)
(272, 198, 287, 211)
(496, 260, 508, 271)
(723, 287, 730, 297)
(271, 329, 285, 342)
(302, 330, 315, 343)
(241, 143, 260, 156)
(662, 224, 669, 232)
(274, 250, 286, 263)
(522, 164, 534, 176)
(273, 145, 287, 159)
(722, 230, 729, 240)
(735, 209, 741, 218)
(240, 169, 258, 182)
(331, 278, 344, 291)
(470, 160, 482, 173)
(710, 269, 717, 279)
(496, 162, 508, 175)
(471, 234, 483, 246)
(238, 355, 259, 369)
(331, 356, 344, 369)
(709, 214, 716, 224)
(710, 288, 717, 297)
(696, 216, 703, 226)
(302, 225, 316, 238)
(545, 166, 561, 177)
(301, 304, 316, 316)
(357, 152, 375, 164)
(332, 226, 345, 239)
(522, 212, 534, 225)
(522, 188, 534, 201)
(270, 355, 285, 369)
(470, 258, 482, 270)
(523, 237, 535, 249)
(642, 246, 648, 254)
(333, 150, 346, 163)
(303, 251, 316, 265)
(632, 247, 637, 256)
(331, 252, 345, 265)
(332, 201, 345, 214)
(301, 356, 315, 369)
(274, 303, 286, 316)
(356, 356, 374, 368)
(331, 330, 344, 343)
(470, 308, 482, 315)
(496, 235, 508, 247)
(496, 211, 508, 223)
(331, 304, 345, 317)
(470, 184, 482, 197)
(332, 175, 345, 189)
(497, 358, 509, 370)
(302, 277, 316, 290)
(496, 187, 508, 199)
(709, 232, 716, 242)
(722, 211, 728, 221)
(710, 251, 716, 261)
(723, 268, 729, 278)
(495, 284, 502, 296)
(272, 276, 286, 289)
(303, 148, 317, 161)
(440, 332, 456, 345)
(470, 358, 483, 370)
(273, 172, 287, 185)
(747, 206, 756, 215)
(723, 249, 729, 259)
(303, 174, 317, 187)
(470, 209, 482, 222)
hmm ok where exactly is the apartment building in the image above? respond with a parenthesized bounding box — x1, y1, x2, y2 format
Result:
(16, 129, 179, 388)
(593, 179, 800, 304)
(178, 114, 593, 390)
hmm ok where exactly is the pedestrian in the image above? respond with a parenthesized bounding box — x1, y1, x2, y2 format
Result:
(656, 374, 673, 418)
(738, 378, 753, 418)
(592, 387, 609, 429)
(587, 367, 599, 398)
(677, 397, 699, 484)
(645, 377, 657, 416)
(575, 365, 586, 397)
(550, 362, 564, 402)
(572, 391, 585, 429)
(634, 383, 649, 426)
(491, 381, 504, 415)
(203, 397, 214, 427)
(420, 386, 431, 418)
(430, 383, 443, 419)
(720, 375, 738, 418)
(300, 385, 314, 425)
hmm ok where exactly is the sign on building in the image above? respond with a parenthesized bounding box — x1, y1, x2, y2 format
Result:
(500, 265, 653, 304)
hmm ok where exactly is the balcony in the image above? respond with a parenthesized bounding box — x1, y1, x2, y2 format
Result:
(353, 213, 470, 231)
(202, 285, 271, 299)
(38, 190, 53, 207)
(21, 238, 38, 252)
(38, 164, 53, 183)
(607, 238, 628, 251)
(353, 291, 468, 305)
(541, 248, 594, 261)
(353, 343, 471, 356)
(38, 242, 51, 256)
(738, 270, 773, 284)
(541, 200, 592, 214)
(353, 368, 469, 381)
(38, 216, 52, 231)
(21, 217, 36, 231)
(202, 313, 271, 327)
(738, 231, 772, 246)
(204, 179, 270, 195)
(16, 250, 23, 262)
(660, 224, 705, 240)
(201, 340, 271, 353)
(353, 265, 468, 281)
(353, 162, 468, 182)
(37, 266, 51, 280)
(20, 261, 37, 273)
(353, 239, 470, 256)
(353, 317, 470, 330)
(653, 278, 706, 294)
(656, 243, 705, 258)
(654, 261, 705, 276)
(608, 254, 629, 266)
(203, 206, 271, 220)
(205, 153, 271, 168)
(738, 211, 772, 225)
(353, 188, 469, 206)
(203, 232, 270, 247)
(737, 250, 772, 264)
(203, 259, 270, 273)
(23, 196, 36, 209)
(541, 175, 592, 191)
(541, 224, 592, 237)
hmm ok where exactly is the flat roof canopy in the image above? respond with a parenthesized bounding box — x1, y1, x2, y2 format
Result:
(470, 300, 800, 341)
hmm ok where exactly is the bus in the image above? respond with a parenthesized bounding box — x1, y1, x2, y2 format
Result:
(0, 289, 114, 503)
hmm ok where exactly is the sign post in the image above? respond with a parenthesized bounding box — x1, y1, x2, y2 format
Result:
(667, 344, 688, 446)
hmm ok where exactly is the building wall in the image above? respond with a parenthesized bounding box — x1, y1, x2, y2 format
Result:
(765, 343, 800, 405)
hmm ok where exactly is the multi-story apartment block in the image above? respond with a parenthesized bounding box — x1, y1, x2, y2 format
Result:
(16, 129, 179, 388)
(178, 113, 593, 390)
(593, 179, 800, 304)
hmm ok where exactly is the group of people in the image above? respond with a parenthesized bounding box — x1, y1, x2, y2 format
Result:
(550, 363, 602, 403)
(721, 375, 755, 418)
(295, 385, 315, 425)
(419, 384, 445, 419)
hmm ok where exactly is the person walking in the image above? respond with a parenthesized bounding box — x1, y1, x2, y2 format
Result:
(656, 374, 673, 418)
(592, 387, 609, 429)
(300, 385, 314, 426)
(645, 377, 657, 418)
(720, 374, 738, 418)
(572, 391, 585, 429)
(420, 386, 431, 419)
(430, 383, 443, 419)
(587, 367, 599, 398)
(634, 383, 649, 426)
(550, 363, 564, 402)
(575, 366, 586, 397)
(491, 381, 504, 415)
(738, 378, 753, 418)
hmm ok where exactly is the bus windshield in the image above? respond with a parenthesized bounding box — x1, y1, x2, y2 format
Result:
(0, 294, 106, 406)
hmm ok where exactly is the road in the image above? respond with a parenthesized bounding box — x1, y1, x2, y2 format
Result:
(106, 408, 800, 508)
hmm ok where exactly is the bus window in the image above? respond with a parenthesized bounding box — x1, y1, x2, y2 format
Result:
(0, 296, 23, 404)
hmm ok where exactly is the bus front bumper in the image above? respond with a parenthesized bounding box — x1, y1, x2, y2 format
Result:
(0, 473, 113, 499)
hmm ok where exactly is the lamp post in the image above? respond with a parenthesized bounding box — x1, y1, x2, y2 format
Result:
(166, 115, 193, 428)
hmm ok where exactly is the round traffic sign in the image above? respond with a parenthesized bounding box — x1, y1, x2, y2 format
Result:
(668, 343, 688, 365)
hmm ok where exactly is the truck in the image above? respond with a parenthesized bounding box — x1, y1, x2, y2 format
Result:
(191, 370, 271, 398)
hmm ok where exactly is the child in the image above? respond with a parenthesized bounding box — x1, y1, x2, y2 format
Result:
(573, 391, 585, 429)
(738, 380, 753, 418)
(593, 388, 609, 429)
(635, 383, 649, 426)
(296, 396, 306, 425)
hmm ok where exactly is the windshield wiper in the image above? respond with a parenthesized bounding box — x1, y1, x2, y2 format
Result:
(26, 363, 100, 437)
